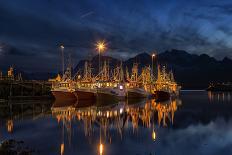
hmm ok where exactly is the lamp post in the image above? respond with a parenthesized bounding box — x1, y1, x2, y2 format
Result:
(152, 53, 156, 80)
(60, 45, 65, 76)
(96, 41, 106, 73)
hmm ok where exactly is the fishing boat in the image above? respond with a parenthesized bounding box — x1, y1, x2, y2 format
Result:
(152, 65, 181, 101)
(96, 83, 126, 102)
(127, 87, 149, 98)
(51, 67, 76, 101)
(95, 61, 127, 101)
(126, 63, 151, 98)
(74, 61, 96, 101)
(51, 83, 76, 101)
(50, 51, 181, 102)
(206, 83, 232, 92)
(74, 87, 96, 100)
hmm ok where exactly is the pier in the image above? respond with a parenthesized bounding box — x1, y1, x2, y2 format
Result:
(0, 67, 52, 100)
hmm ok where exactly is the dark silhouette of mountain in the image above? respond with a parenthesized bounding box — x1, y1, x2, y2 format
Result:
(73, 54, 121, 75)
(156, 49, 232, 89)
(124, 52, 152, 69)
(73, 49, 232, 89)
(18, 49, 232, 89)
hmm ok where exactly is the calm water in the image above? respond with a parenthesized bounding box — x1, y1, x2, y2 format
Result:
(1, 91, 232, 155)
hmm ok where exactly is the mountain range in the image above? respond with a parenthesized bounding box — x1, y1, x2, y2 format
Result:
(74, 49, 232, 89)
(11, 49, 232, 89)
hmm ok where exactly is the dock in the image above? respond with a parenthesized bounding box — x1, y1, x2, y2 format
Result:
(0, 67, 53, 101)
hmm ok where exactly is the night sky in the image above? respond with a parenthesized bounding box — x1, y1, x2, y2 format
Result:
(0, 0, 232, 72)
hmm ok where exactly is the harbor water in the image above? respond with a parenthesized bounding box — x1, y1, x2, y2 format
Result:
(0, 91, 232, 155)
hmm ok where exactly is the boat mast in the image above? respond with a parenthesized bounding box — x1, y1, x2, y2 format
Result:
(83, 61, 92, 82)
(60, 45, 65, 77)
(119, 61, 124, 82)
(131, 63, 138, 83)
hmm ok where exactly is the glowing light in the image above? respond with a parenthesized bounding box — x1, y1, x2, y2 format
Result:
(99, 143, 104, 155)
(96, 41, 106, 52)
(114, 110, 117, 116)
(120, 108, 123, 114)
(119, 85, 123, 90)
(152, 130, 156, 141)
(61, 143, 64, 155)
(7, 120, 13, 133)
(56, 115, 61, 123)
(152, 53, 156, 57)
(60, 45, 64, 49)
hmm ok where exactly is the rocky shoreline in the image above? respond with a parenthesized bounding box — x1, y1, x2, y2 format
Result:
(0, 139, 36, 155)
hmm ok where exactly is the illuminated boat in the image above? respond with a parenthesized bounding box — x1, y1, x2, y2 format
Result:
(96, 84, 127, 101)
(126, 87, 149, 98)
(152, 65, 181, 101)
(74, 88, 96, 100)
(206, 83, 232, 92)
(73, 61, 97, 101)
(125, 63, 151, 99)
(94, 61, 127, 101)
(51, 81, 76, 101)
(50, 67, 76, 101)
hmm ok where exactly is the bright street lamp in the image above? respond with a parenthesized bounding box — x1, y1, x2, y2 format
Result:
(96, 41, 106, 73)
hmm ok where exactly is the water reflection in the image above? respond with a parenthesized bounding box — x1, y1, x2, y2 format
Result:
(0, 100, 51, 135)
(52, 99, 182, 131)
(51, 98, 181, 154)
(1, 91, 232, 155)
(6, 119, 13, 133)
(208, 91, 232, 102)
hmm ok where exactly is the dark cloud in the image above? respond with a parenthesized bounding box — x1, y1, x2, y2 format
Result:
(0, 43, 37, 57)
(0, 0, 232, 72)
(209, 4, 232, 14)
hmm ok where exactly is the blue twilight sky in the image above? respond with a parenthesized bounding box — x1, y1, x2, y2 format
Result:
(0, 0, 232, 72)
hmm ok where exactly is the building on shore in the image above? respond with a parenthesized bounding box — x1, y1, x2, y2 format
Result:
(0, 67, 22, 81)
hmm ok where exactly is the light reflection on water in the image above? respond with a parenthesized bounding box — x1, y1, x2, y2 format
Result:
(50, 98, 182, 155)
(1, 91, 232, 155)
(208, 91, 231, 102)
